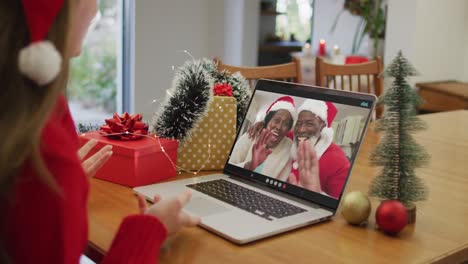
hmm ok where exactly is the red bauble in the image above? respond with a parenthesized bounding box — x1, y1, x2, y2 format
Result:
(375, 200, 408, 235)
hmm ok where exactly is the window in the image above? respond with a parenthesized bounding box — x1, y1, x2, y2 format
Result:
(69, 0, 133, 127)
(275, 0, 313, 42)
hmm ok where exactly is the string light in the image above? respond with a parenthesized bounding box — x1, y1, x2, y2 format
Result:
(178, 49, 195, 61)
(109, 49, 231, 175)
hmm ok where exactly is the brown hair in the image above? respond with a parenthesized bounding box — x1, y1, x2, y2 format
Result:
(0, 0, 72, 261)
(0, 0, 72, 194)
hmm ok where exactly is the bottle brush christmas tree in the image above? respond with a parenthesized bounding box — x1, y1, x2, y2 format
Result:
(368, 51, 430, 209)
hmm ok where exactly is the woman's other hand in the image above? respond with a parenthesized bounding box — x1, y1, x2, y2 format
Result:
(78, 139, 113, 177)
(137, 190, 201, 235)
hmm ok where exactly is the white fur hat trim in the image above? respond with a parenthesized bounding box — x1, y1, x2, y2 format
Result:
(18, 40, 62, 86)
(269, 101, 296, 119)
(297, 99, 328, 125)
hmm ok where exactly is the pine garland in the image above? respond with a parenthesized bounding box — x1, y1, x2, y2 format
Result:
(368, 50, 430, 206)
(152, 59, 214, 142)
(152, 58, 251, 143)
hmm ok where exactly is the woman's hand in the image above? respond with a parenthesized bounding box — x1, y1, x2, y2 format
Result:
(250, 129, 273, 170)
(288, 140, 321, 192)
(137, 190, 201, 235)
(78, 139, 113, 177)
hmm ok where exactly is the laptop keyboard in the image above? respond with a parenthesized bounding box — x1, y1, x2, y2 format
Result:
(186, 179, 307, 221)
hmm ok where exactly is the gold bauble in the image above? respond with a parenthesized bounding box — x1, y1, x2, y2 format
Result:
(341, 191, 371, 225)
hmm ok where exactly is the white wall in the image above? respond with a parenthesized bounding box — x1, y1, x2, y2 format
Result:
(383, 0, 418, 66)
(222, 0, 260, 66)
(134, 0, 259, 118)
(385, 0, 468, 84)
(134, 0, 212, 117)
(224, 0, 244, 66)
(413, 0, 465, 82)
(208, 0, 226, 63)
(242, 0, 260, 66)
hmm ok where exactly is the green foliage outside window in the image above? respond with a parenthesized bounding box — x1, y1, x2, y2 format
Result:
(68, 41, 117, 112)
(275, 0, 313, 42)
(68, 0, 117, 113)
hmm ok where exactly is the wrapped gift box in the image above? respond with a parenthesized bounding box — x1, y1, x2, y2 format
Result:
(177, 96, 237, 170)
(80, 132, 178, 187)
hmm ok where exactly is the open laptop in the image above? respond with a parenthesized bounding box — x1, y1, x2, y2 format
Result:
(134, 79, 376, 244)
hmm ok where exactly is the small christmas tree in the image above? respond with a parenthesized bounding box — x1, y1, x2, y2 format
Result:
(368, 51, 430, 206)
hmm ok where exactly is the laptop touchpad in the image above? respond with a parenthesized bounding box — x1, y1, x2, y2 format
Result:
(184, 196, 232, 217)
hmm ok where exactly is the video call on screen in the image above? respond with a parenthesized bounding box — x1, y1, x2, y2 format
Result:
(228, 90, 371, 199)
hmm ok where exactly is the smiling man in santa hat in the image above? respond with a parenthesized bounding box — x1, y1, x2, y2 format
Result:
(277, 99, 350, 199)
(230, 96, 296, 178)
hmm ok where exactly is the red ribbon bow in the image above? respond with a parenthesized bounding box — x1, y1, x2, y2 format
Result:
(213, 82, 233, 96)
(99, 112, 149, 140)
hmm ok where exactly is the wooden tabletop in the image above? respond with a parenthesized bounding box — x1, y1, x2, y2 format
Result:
(87, 110, 468, 263)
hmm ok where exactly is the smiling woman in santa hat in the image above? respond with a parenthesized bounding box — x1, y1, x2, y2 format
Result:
(0, 0, 198, 263)
(230, 96, 296, 178)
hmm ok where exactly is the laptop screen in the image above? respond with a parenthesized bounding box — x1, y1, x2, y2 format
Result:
(224, 80, 376, 211)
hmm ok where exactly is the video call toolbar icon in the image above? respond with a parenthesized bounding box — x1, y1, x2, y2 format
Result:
(265, 178, 286, 189)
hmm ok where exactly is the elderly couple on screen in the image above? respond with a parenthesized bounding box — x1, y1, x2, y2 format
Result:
(230, 96, 350, 199)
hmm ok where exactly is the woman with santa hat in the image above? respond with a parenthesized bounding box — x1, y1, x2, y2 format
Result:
(0, 0, 198, 263)
(230, 96, 296, 178)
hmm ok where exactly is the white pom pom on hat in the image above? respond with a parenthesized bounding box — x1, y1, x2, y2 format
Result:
(19, 41, 62, 86)
(18, 0, 65, 86)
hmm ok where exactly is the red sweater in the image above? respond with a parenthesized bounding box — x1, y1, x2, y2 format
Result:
(3, 95, 167, 263)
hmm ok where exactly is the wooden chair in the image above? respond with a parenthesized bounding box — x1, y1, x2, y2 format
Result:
(315, 56, 384, 118)
(215, 57, 302, 90)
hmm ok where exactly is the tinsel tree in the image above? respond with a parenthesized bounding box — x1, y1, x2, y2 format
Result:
(152, 59, 214, 142)
(201, 59, 251, 130)
(368, 50, 430, 206)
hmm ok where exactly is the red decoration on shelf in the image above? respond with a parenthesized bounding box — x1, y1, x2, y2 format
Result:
(375, 200, 408, 235)
(318, 39, 326, 57)
(99, 112, 149, 140)
(345, 55, 369, 64)
(213, 82, 233, 96)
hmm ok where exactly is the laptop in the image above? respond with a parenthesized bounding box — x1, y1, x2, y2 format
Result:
(134, 79, 376, 244)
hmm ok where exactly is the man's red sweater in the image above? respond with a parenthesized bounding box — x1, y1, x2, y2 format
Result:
(3, 95, 167, 263)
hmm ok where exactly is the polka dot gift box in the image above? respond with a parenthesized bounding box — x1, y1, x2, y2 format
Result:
(177, 96, 237, 170)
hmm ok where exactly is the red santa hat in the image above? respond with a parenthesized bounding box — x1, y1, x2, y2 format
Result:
(266, 96, 296, 118)
(18, 0, 64, 86)
(297, 99, 337, 127)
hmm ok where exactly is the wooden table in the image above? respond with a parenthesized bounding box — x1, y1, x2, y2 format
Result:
(417, 81, 468, 112)
(87, 111, 468, 263)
